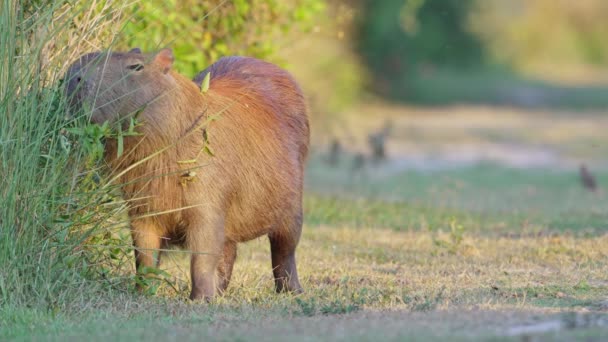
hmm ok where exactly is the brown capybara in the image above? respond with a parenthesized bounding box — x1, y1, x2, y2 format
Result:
(64, 48, 309, 301)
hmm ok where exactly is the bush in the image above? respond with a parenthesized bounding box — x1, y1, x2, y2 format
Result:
(121, 0, 325, 76)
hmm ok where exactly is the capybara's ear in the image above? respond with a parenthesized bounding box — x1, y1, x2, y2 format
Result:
(129, 47, 142, 54)
(154, 48, 174, 74)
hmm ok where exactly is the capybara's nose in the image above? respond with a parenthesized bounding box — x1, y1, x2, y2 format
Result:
(66, 74, 82, 95)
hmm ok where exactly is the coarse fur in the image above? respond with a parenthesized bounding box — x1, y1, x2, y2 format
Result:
(65, 49, 309, 301)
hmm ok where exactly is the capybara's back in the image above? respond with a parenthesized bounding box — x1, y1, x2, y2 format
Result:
(196, 56, 309, 165)
(64, 49, 309, 300)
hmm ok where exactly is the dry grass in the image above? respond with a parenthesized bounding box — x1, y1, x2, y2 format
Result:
(153, 225, 608, 313)
(5, 221, 607, 341)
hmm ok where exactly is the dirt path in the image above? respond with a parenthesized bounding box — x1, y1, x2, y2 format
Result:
(316, 103, 608, 173)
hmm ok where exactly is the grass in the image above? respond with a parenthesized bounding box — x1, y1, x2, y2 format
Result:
(2, 221, 607, 340)
(306, 163, 608, 234)
(0, 0, 133, 310)
(3, 160, 608, 340)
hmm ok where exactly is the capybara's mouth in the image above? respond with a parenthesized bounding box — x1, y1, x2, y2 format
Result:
(64, 92, 92, 120)
(64, 95, 105, 124)
(65, 95, 83, 118)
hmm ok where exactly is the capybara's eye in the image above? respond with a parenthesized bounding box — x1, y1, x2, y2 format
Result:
(127, 63, 144, 71)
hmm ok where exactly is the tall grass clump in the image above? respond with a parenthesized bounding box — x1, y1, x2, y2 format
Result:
(0, 0, 134, 311)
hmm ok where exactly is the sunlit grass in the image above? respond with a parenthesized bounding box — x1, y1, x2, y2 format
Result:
(2, 219, 606, 340)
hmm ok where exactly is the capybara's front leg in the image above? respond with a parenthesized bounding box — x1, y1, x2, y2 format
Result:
(131, 220, 162, 291)
(269, 210, 303, 293)
(188, 214, 224, 301)
(217, 240, 237, 293)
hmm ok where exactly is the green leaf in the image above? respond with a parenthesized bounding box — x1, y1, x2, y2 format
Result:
(116, 133, 124, 158)
(200, 72, 211, 93)
(59, 135, 71, 153)
(100, 121, 110, 134)
(203, 144, 214, 156)
(128, 117, 135, 133)
(65, 127, 84, 135)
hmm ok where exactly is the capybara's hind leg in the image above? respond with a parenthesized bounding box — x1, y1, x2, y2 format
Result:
(217, 240, 237, 293)
(269, 212, 303, 293)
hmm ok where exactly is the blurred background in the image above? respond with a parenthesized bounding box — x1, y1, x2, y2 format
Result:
(34, 0, 608, 231)
(111, 0, 608, 232)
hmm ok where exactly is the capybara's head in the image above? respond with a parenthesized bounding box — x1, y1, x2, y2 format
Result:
(64, 48, 176, 124)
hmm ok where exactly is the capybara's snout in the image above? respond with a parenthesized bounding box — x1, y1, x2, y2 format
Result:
(63, 52, 102, 118)
(65, 67, 82, 98)
(64, 66, 84, 116)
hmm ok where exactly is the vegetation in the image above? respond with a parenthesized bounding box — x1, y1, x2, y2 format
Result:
(121, 0, 324, 76)
(353, 0, 608, 105)
(0, 0, 126, 310)
(471, 0, 608, 71)
(355, 0, 484, 100)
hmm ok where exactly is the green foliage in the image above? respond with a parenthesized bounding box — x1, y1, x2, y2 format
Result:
(294, 297, 317, 316)
(121, 0, 324, 76)
(135, 266, 176, 296)
(294, 289, 366, 316)
(67, 117, 142, 163)
(471, 0, 608, 69)
(356, 0, 484, 100)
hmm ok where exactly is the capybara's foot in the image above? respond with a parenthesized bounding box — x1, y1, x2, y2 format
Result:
(189, 289, 212, 302)
(269, 230, 303, 295)
(275, 277, 303, 294)
(189, 278, 215, 302)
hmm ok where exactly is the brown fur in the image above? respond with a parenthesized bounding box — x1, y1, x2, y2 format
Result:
(65, 49, 309, 300)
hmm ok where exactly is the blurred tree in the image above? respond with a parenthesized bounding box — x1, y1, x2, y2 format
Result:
(277, 0, 367, 139)
(120, 0, 324, 76)
(356, 0, 484, 99)
(470, 0, 608, 78)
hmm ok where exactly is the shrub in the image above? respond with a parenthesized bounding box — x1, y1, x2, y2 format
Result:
(121, 0, 325, 76)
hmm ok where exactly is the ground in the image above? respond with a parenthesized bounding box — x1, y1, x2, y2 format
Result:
(3, 104, 608, 341)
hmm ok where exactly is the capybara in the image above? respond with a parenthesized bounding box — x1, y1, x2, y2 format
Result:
(64, 48, 309, 301)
